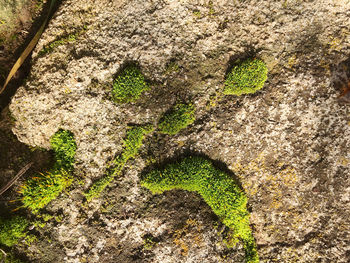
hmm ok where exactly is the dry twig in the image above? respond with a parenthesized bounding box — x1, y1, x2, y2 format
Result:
(0, 162, 33, 197)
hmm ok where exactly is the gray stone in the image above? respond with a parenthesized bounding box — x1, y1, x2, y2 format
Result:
(8, 0, 350, 262)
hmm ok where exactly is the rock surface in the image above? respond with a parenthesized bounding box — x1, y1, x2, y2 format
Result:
(0, 0, 32, 40)
(8, 0, 350, 262)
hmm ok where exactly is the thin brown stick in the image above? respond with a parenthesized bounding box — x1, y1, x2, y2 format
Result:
(0, 162, 33, 196)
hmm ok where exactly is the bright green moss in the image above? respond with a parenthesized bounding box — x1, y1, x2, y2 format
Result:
(19, 168, 73, 213)
(84, 174, 114, 202)
(112, 65, 149, 103)
(84, 124, 154, 201)
(118, 124, 154, 164)
(141, 156, 259, 263)
(0, 216, 28, 247)
(50, 130, 77, 170)
(20, 130, 76, 213)
(158, 103, 195, 135)
(224, 58, 268, 96)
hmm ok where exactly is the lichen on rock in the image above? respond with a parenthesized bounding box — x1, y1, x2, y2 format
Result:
(6, 0, 350, 262)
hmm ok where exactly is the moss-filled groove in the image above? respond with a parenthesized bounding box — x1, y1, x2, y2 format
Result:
(141, 156, 259, 263)
(19, 129, 77, 213)
(84, 124, 154, 201)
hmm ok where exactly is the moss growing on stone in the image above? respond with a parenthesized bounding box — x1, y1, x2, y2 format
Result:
(112, 65, 149, 103)
(141, 156, 259, 263)
(84, 124, 154, 201)
(19, 130, 76, 213)
(38, 34, 76, 56)
(158, 103, 195, 135)
(50, 130, 77, 171)
(224, 58, 268, 96)
(38, 26, 87, 56)
(20, 168, 73, 214)
(0, 216, 28, 247)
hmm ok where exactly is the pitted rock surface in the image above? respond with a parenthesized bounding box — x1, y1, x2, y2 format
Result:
(8, 0, 350, 262)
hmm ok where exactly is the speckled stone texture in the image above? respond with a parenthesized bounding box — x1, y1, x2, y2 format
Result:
(0, 0, 31, 35)
(8, 0, 350, 262)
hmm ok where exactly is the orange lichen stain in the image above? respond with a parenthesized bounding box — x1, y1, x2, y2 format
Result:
(172, 218, 203, 257)
(287, 54, 298, 69)
(231, 151, 299, 210)
(340, 81, 350, 96)
(319, 58, 331, 74)
(339, 81, 350, 103)
(176, 140, 185, 147)
(328, 37, 342, 51)
(337, 157, 349, 166)
(173, 238, 189, 256)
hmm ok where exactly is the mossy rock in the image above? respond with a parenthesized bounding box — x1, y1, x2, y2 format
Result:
(224, 58, 268, 96)
(19, 168, 73, 213)
(19, 130, 76, 213)
(84, 124, 154, 201)
(112, 65, 149, 103)
(141, 156, 259, 263)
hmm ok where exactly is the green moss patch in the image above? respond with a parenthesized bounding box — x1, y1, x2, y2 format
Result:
(38, 27, 87, 56)
(50, 130, 77, 170)
(0, 216, 28, 247)
(224, 58, 268, 96)
(20, 168, 73, 213)
(112, 65, 149, 103)
(84, 124, 154, 201)
(158, 103, 195, 135)
(141, 156, 258, 263)
(19, 130, 76, 213)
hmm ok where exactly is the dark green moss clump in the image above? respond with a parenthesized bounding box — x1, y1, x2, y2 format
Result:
(224, 58, 268, 96)
(19, 130, 76, 213)
(84, 124, 154, 201)
(158, 103, 195, 135)
(141, 156, 259, 263)
(112, 65, 149, 103)
(0, 216, 28, 247)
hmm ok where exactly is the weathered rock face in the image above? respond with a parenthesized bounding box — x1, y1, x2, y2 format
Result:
(0, 0, 31, 38)
(8, 0, 350, 262)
